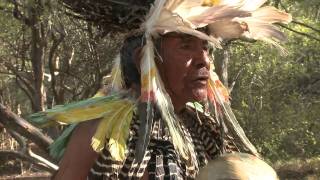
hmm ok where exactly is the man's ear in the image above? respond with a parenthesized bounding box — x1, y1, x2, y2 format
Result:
(133, 47, 142, 73)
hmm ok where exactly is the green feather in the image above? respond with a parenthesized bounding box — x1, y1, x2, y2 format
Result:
(27, 94, 120, 126)
(49, 123, 77, 160)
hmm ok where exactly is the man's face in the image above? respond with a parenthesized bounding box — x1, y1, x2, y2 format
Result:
(157, 34, 210, 110)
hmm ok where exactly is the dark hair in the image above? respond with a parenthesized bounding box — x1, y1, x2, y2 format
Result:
(120, 34, 145, 88)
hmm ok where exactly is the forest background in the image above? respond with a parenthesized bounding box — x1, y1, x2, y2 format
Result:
(0, 0, 319, 179)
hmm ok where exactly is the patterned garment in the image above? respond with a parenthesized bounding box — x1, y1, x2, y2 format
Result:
(88, 106, 239, 179)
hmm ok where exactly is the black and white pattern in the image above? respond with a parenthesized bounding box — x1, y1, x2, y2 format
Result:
(88, 107, 239, 179)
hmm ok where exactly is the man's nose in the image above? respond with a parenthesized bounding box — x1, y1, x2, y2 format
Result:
(192, 47, 210, 69)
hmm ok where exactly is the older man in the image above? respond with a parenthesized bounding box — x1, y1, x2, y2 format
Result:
(53, 32, 242, 179)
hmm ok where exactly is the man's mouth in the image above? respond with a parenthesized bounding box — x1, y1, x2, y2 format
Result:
(193, 75, 209, 85)
(191, 69, 210, 86)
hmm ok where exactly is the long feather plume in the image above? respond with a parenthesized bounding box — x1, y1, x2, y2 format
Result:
(135, 0, 163, 160)
(207, 64, 259, 156)
(135, 31, 157, 161)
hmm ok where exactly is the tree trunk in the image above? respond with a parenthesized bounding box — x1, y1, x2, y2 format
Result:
(0, 103, 53, 152)
(29, 6, 46, 112)
(214, 45, 230, 88)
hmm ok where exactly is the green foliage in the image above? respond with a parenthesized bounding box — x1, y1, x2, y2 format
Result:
(0, 1, 123, 113)
(228, 0, 320, 161)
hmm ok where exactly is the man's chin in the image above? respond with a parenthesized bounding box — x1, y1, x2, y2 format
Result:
(191, 89, 208, 102)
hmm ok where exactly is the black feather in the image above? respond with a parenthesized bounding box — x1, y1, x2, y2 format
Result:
(135, 102, 154, 162)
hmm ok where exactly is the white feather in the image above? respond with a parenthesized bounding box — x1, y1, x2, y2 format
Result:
(188, 5, 250, 28)
(156, 9, 193, 29)
(143, 0, 167, 35)
(239, 0, 267, 11)
(165, 0, 187, 11)
(208, 21, 244, 39)
(251, 6, 292, 24)
(110, 54, 123, 91)
(209, 70, 259, 157)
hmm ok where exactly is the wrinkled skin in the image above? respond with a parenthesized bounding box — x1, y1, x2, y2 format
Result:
(157, 33, 211, 111)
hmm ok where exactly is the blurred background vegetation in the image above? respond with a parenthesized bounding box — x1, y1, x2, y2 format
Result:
(0, 0, 319, 179)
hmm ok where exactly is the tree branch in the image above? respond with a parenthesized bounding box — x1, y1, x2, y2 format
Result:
(278, 24, 320, 42)
(0, 103, 53, 152)
(0, 150, 56, 173)
(9, 0, 32, 25)
(15, 78, 35, 109)
(229, 67, 245, 93)
(292, 20, 320, 34)
(4, 62, 35, 95)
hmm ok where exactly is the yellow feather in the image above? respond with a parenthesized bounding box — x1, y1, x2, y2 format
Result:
(50, 101, 127, 124)
(91, 100, 135, 152)
(202, 0, 221, 6)
(108, 104, 134, 161)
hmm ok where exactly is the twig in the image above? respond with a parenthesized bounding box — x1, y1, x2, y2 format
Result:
(229, 67, 245, 93)
(278, 24, 320, 42)
(292, 20, 320, 34)
(28, 148, 59, 171)
(0, 150, 56, 173)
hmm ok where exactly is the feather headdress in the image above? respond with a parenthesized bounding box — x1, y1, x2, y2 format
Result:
(136, 0, 291, 162)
